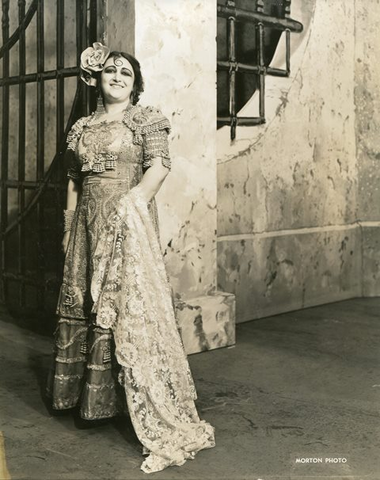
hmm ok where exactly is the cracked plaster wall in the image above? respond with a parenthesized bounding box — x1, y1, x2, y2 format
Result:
(218, 0, 380, 322)
(355, 0, 380, 296)
(132, 0, 217, 300)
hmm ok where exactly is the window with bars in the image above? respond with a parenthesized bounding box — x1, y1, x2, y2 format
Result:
(217, 0, 303, 140)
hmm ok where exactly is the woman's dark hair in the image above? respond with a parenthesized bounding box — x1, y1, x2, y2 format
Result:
(96, 51, 144, 105)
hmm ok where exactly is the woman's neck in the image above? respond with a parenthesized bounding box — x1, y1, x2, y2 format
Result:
(103, 101, 131, 115)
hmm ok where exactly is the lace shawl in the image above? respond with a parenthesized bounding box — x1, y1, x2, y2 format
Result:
(90, 187, 215, 473)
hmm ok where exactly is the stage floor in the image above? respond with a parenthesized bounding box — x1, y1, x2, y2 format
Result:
(0, 297, 379, 479)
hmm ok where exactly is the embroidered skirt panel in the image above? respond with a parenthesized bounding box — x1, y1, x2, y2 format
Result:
(47, 176, 160, 419)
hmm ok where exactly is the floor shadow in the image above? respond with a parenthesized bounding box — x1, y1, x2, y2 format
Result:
(29, 345, 143, 454)
(111, 414, 143, 455)
(28, 346, 69, 419)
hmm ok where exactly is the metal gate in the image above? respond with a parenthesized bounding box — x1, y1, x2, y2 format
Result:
(0, 0, 97, 321)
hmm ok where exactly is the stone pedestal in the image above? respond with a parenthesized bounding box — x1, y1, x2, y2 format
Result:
(175, 292, 236, 355)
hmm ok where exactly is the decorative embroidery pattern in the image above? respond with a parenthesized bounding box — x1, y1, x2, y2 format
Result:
(90, 187, 215, 473)
(102, 344, 112, 363)
(63, 292, 76, 308)
(66, 115, 93, 151)
(122, 105, 171, 146)
(65, 105, 172, 178)
(80, 341, 88, 355)
(142, 130, 171, 169)
(51, 105, 215, 473)
(79, 121, 121, 173)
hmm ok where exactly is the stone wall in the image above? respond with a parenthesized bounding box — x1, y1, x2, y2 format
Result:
(133, 0, 218, 299)
(217, 0, 380, 323)
(355, 0, 380, 296)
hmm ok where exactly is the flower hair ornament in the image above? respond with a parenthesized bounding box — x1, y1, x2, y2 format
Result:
(80, 42, 110, 87)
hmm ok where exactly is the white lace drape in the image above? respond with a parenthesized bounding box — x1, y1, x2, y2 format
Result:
(90, 187, 215, 473)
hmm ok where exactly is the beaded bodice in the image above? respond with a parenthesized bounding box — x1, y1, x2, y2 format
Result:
(66, 104, 171, 183)
(79, 121, 124, 173)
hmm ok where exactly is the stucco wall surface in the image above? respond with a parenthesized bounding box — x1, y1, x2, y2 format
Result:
(355, 0, 380, 296)
(134, 0, 217, 299)
(217, 0, 362, 322)
(101, 0, 135, 53)
(219, 228, 361, 323)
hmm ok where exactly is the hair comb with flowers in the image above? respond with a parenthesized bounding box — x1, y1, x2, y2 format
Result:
(80, 42, 110, 87)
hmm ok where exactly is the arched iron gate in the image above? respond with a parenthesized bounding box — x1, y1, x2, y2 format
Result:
(0, 0, 97, 322)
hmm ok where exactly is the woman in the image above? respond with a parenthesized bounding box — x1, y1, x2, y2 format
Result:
(47, 43, 215, 474)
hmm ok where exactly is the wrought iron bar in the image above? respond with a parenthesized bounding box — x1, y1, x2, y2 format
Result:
(2, 180, 66, 189)
(89, 0, 98, 42)
(36, 0, 45, 308)
(89, 0, 98, 112)
(217, 60, 289, 77)
(56, 0, 65, 147)
(286, 29, 291, 74)
(255, 0, 264, 119)
(217, 4, 303, 32)
(36, 0, 45, 181)
(1, 0, 10, 302)
(228, 12, 236, 141)
(2, 271, 48, 287)
(18, 0, 26, 306)
(77, 0, 88, 114)
(0, 67, 80, 86)
(257, 22, 265, 119)
(217, 116, 265, 126)
(55, 0, 65, 282)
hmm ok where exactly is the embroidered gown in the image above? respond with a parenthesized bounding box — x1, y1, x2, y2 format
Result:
(47, 103, 216, 473)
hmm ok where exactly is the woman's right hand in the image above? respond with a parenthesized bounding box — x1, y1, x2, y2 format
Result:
(62, 231, 71, 256)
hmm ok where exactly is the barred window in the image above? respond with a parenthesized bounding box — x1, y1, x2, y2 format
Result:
(217, 0, 303, 140)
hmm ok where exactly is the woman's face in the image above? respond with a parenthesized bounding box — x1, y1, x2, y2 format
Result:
(100, 55, 135, 105)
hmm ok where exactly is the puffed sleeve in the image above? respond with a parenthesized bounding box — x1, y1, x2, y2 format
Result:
(141, 107, 171, 170)
(65, 116, 89, 183)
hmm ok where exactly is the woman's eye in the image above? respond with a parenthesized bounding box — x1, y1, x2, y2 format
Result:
(121, 70, 132, 76)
